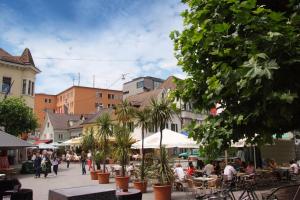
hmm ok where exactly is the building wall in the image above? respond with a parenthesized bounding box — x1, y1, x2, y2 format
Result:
(260, 139, 296, 164)
(34, 94, 57, 127)
(73, 87, 122, 114)
(54, 130, 70, 143)
(40, 114, 55, 140)
(0, 61, 37, 108)
(123, 78, 146, 99)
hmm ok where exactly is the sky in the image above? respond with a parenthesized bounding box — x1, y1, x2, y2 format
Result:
(0, 0, 186, 94)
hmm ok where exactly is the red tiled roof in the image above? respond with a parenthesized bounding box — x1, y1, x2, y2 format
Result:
(0, 48, 36, 66)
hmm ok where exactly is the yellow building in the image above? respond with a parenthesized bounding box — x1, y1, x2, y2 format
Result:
(0, 48, 40, 108)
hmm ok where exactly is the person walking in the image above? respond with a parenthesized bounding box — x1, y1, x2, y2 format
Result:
(52, 154, 59, 176)
(87, 150, 92, 171)
(81, 151, 87, 175)
(66, 151, 71, 168)
(41, 153, 51, 178)
(33, 152, 42, 178)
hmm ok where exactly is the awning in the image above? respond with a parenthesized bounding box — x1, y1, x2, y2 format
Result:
(131, 129, 199, 149)
(33, 139, 52, 145)
(0, 130, 36, 149)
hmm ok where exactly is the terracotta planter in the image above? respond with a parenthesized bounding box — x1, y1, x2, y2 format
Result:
(115, 176, 130, 191)
(133, 180, 147, 193)
(90, 170, 101, 180)
(97, 172, 110, 184)
(153, 184, 172, 200)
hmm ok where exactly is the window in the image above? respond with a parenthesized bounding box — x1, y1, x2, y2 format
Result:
(108, 104, 111, 108)
(49, 99, 52, 103)
(22, 79, 26, 94)
(112, 104, 115, 108)
(165, 123, 169, 129)
(154, 81, 161, 89)
(171, 123, 178, 132)
(96, 92, 102, 98)
(123, 91, 129, 94)
(2, 77, 11, 93)
(44, 98, 48, 103)
(108, 94, 115, 99)
(58, 134, 63, 140)
(95, 102, 103, 109)
(31, 81, 34, 96)
(47, 122, 50, 128)
(28, 80, 31, 95)
(136, 81, 144, 88)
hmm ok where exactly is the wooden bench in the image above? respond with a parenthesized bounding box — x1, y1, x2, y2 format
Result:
(261, 184, 300, 200)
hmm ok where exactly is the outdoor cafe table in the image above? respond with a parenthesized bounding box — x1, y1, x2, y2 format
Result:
(193, 177, 214, 187)
(48, 185, 116, 200)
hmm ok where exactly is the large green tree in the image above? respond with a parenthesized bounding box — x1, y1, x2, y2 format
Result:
(0, 97, 37, 136)
(171, 0, 300, 149)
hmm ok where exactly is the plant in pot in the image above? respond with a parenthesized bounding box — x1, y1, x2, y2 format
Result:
(133, 108, 151, 193)
(114, 125, 134, 191)
(150, 98, 175, 200)
(81, 128, 100, 180)
(96, 112, 113, 184)
(133, 161, 151, 193)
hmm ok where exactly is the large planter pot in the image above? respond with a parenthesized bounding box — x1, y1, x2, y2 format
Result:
(133, 180, 147, 193)
(115, 176, 130, 191)
(90, 170, 101, 180)
(153, 184, 172, 200)
(97, 172, 110, 184)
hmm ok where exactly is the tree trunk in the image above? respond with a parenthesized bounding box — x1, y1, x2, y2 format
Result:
(141, 125, 145, 181)
(103, 137, 107, 173)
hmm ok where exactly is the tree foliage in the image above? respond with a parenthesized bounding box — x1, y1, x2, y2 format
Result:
(0, 97, 37, 136)
(171, 0, 300, 149)
(97, 112, 113, 172)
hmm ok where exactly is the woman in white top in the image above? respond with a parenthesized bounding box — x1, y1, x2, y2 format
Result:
(174, 163, 185, 181)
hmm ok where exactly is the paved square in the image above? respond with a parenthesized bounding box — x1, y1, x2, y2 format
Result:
(19, 162, 186, 200)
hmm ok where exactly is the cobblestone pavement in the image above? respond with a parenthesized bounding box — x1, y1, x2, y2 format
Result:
(18, 162, 187, 200)
(18, 162, 267, 200)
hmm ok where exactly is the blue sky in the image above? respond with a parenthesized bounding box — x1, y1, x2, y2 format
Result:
(0, 0, 185, 93)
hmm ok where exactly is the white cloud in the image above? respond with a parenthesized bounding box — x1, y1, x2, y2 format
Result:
(0, 0, 185, 94)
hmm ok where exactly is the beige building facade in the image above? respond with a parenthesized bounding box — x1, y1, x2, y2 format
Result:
(0, 48, 40, 108)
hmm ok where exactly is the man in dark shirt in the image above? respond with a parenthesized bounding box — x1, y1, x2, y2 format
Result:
(33, 152, 42, 178)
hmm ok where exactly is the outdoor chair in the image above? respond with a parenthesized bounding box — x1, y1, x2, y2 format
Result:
(185, 179, 205, 200)
(261, 184, 300, 200)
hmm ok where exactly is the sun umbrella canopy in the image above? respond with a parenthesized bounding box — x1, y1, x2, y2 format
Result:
(38, 143, 58, 149)
(131, 129, 199, 149)
(63, 137, 82, 145)
(0, 130, 35, 149)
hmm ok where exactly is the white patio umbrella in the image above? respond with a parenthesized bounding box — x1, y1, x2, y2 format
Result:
(131, 129, 199, 149)
(63, 137, 82, 146)
(38, 143, 58, 149)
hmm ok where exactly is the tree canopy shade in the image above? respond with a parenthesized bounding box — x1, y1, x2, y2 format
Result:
(171, 0, 300, 149)
(0, 97, 37, 137)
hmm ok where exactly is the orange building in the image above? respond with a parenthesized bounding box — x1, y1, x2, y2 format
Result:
(34, 93, 57, 127)
(35, 86, 122, 127)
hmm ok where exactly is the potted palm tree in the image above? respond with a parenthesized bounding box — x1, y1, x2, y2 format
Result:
(114, 125, 133, 191)
(133, 108, 151, 193)
(114, 100, 135, 191)
(81, 128, 100, 180)
(96, 113, 113, 184)
(150, 98, 175, 200)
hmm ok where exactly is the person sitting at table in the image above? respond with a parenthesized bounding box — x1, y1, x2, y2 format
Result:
(289, 160, 299, 175)
(268, 159, 278, 170)
(233, 157, 243, 172)
(187, 161, 196, 176)
(224, 164, 237, 181)
(214, 161, 221, 175)
(245, 162, 255, 174)
(197, 159, 205, 170)
(203, 161, 215, 175)
(174, 163, 185, 181)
